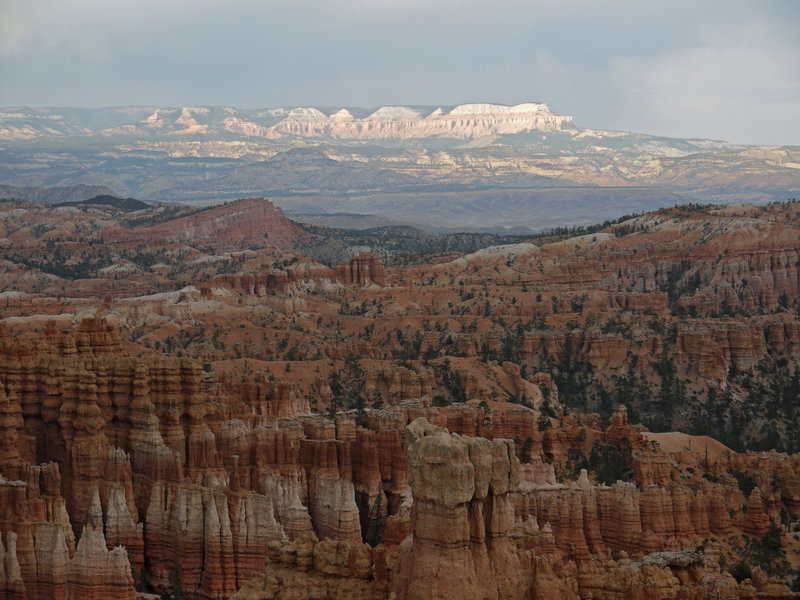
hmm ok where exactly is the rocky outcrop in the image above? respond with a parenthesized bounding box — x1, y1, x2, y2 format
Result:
(514, 472, 737, 564)
(363, 364, 435, 405)
(206, 271, 301, 296)
(335, 253, 386, 287)
(604, 406, 644, 449)
(674, 320, 768, 382)
(68, 489, 137, 600)
(0, 485, 137, 600)
(230, 532, 378, 600)
(99, 197, 313, 250)
(143, 483, 245, 598)
(743, 487, 772, 537)
(392, 417, 532, 600)
(201, 252, 386, 300)
(232, 381, 311, 419)
(311, 471, 362, 542)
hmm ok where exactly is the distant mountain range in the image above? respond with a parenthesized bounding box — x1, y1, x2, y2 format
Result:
(0, 103, 574, 141)
(0, 103, 798, 231)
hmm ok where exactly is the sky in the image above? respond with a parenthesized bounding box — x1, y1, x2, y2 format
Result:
(1, 0, 799, 145)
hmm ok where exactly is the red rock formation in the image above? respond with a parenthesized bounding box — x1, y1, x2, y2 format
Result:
(0, 531, 27, 600)
(335, 253, 386, 287)
(230, 533, 378, 600)
(69, 488, 137, 600)
(673, 320, 772, 383)
(231, 381, 311, 418)
(363, 364, 435, 405)
(75, 317, 122, 355)
(102, 486, 143, 575)
(4, 318, 800, 599)
(311, 470, 362, 541)
(604, 406, 644, 449)
(743, 487, 771, 537)
(207, 271, 301, 296)
(583, 331, 629, 371)
(0, 482, 137, 600)
(100, 197, 313, 249)
(392, 417, 532, 600)
(0, 383, 27, 465)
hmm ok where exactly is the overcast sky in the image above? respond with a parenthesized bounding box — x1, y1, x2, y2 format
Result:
(1, 0, 798, 145)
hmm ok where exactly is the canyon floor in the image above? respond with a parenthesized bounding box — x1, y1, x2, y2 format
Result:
(0, 196, 799, 599)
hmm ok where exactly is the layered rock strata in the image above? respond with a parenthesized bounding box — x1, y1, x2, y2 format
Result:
(393, 417, 532, 600)
(1, 321, 799, 599)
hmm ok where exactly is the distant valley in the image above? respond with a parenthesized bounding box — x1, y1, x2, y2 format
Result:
(0, 103, 798, 231)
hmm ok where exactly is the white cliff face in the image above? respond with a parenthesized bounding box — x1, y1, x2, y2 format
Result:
(449, 102, 548, 116)
(0, 102, 575, 141)
(224, 102, 575, 140)
(365, 106, 423, 121)
(286, 107, 328, 121)
(329, 109, 355, 122)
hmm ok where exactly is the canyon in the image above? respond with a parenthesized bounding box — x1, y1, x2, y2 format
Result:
(0, 196, 799, 598)
(0, 320, 798, 599)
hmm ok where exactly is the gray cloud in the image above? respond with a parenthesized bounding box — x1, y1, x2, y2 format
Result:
(1, 0, 798, 144)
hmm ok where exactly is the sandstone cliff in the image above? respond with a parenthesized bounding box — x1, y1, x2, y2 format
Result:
(223, 102, 575, 141)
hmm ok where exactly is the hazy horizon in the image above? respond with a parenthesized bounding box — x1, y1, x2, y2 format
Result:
(2, 0, 799, 145)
